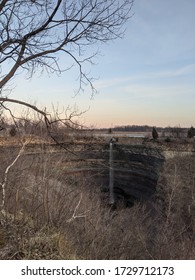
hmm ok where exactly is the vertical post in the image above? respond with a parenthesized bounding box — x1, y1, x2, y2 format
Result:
(109, 140, 115, 205)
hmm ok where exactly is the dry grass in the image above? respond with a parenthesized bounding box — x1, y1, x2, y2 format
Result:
(0, 135, 51, 146)
(0, 216, 76, 259)
(0, 138, 195, 260)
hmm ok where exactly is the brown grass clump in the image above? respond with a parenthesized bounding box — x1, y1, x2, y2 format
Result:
(0, 137, 195, 260)
(0, 214, 77, 260)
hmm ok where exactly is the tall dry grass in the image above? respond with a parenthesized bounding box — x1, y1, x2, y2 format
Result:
(0, 137, 195, 259)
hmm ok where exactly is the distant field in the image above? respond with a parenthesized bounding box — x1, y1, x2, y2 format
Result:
(93, 131, 150, 139)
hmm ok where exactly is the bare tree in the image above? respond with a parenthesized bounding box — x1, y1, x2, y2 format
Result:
(0, 0, 133, 98)
(0, 0, 134, 138)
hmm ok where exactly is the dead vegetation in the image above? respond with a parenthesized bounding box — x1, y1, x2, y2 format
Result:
(0, 136, 195, 260)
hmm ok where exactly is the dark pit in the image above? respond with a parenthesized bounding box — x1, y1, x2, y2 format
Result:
(78, 143, 165, 207)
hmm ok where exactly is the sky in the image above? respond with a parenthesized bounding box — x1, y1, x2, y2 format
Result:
(11, 0, 195, 128)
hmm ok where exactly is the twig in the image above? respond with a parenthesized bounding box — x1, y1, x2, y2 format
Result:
(0, 141, 27, 213)
(66, 193, 89, 223)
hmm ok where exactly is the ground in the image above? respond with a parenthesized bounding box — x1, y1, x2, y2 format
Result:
(0, 133, 195, 259)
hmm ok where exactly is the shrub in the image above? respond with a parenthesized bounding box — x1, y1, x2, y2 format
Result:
(165, 137, 171, 143)
(187, 126, 195, 138)
(9, 126, 17, 137)
(152, 127, 158, 140)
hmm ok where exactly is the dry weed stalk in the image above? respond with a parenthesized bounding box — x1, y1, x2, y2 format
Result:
(66, 194, 89, 223)
(0, 141, 28, 215)
(165, 163, 179, 227)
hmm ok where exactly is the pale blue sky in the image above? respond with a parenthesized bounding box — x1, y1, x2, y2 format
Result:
(12, 0, 195, 128)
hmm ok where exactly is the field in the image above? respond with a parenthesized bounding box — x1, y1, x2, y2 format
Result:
(0, 134, 195, 259)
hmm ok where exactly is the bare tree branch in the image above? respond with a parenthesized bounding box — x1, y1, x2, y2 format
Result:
(0, 0, 134, 148)
(0, 0, 134, 92)
(0, 0, 8, 13)
(0, 97, 49, 118)
(0, 97, 87, 157)
(0, 141, 27, 213)
(66, 193, 89, 223)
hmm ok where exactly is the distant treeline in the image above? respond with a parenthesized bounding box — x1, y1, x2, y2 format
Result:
(113, 125, 159, 132)
(112, 125, 188, 133)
